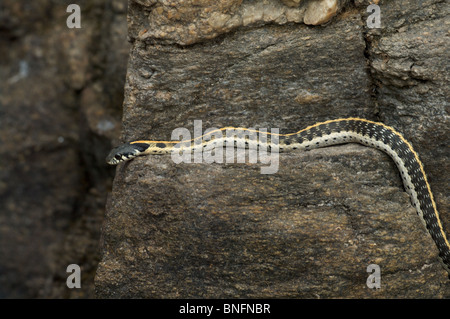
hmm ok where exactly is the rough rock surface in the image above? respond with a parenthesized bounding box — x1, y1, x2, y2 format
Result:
(303, 0, 339, 25)
(365, 0, 450, 234)
(0, 0, 129, 298)
(131, 0, 347, 45)
(96, 0, 449, 298)
(98, 146, 448, 298)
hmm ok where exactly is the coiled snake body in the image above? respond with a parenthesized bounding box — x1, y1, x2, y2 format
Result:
(107, 118, 450, 274)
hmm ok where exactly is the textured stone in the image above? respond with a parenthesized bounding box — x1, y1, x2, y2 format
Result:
(360, 0, 450, 236)
(281, 0, 303, 7)
(96, 0, 449, 298)
(131, 0, 308, 45)
(120, 17, 370, 141)
(303, 0, 339, 25)
(0, 0, 129, 298)
(97, 145, 448, 298)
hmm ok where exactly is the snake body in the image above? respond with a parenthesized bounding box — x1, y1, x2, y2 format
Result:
(106, 118, 450, 274)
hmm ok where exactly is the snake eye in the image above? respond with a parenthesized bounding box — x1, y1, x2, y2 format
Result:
(115, 154, 122, 160)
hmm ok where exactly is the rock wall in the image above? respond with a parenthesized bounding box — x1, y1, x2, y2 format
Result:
(0, 0, 447, 299)
(0, 0, 129, 298)
(96, 0, 449, 298)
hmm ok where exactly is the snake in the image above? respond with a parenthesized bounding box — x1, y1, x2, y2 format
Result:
(106, 117, 450, 275)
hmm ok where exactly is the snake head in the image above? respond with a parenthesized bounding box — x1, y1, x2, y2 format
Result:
(106, 143, 149, 165)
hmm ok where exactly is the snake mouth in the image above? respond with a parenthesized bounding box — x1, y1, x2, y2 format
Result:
(106, 151, 137, 165)
(106, 143, 147, 165)
(106, 144, 141, 165)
